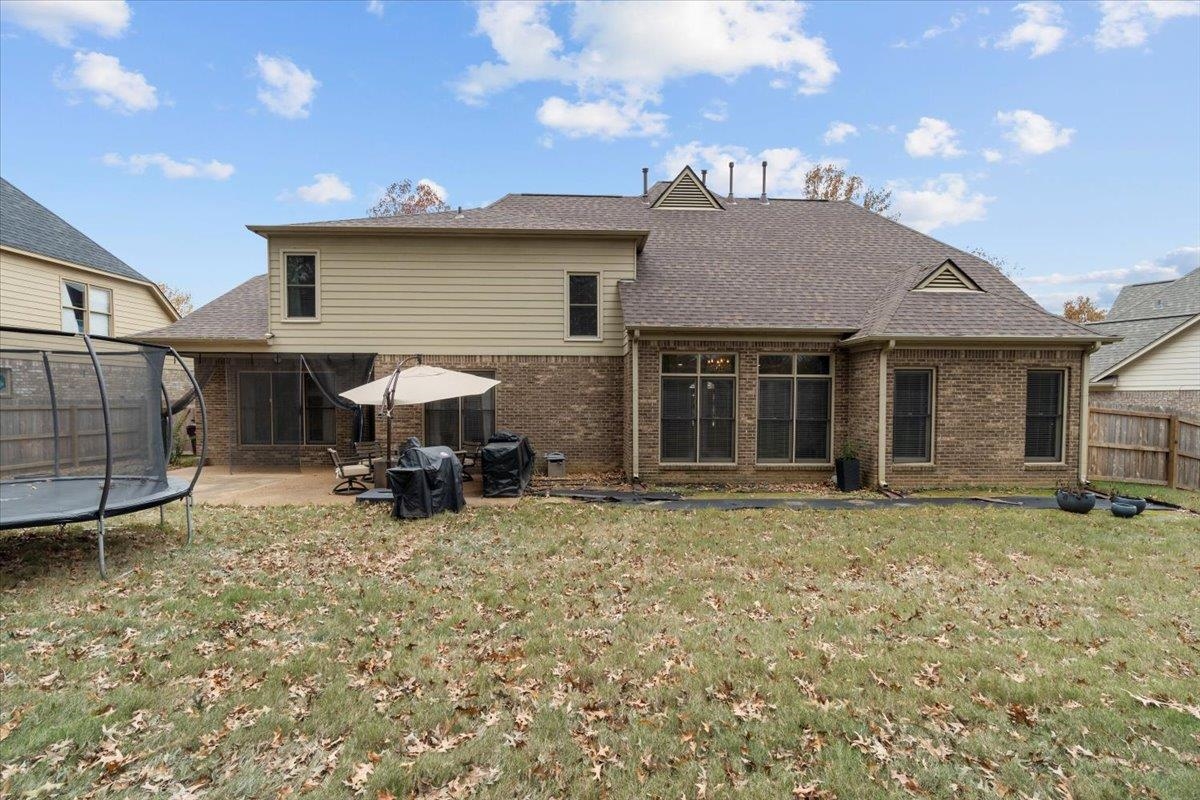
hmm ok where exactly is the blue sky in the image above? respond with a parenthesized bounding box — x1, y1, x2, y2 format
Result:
(1, 0, 1198, 310)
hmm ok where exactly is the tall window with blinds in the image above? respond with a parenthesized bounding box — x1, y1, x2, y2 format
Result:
(756, 354, 832, 463)
(1025, 370, 1065, 462)
(660, 354, 736, 463)
(893, 369, 933, 463)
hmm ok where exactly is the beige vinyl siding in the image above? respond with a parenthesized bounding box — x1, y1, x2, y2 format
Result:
(1116, 319, 1200, 391)
(0, 248, 175, 337)
(264, 235, 637, 355)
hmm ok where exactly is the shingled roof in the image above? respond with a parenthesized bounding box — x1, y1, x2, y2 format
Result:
(1089, 267, 1200, 379)
(1, 177, 153, 284)
(139, 275, 268, 342)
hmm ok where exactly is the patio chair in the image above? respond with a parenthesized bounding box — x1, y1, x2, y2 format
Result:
(327, 448, 371, 494)
(353, 441, 385, 467)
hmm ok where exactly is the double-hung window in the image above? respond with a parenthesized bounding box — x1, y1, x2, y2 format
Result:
(425, 371, 496, 449)
(238, 371, 336, 445)
(284, 253, 318, 319)
(757, 354, 832, 463)
(660, 354, 736, 463)
(1025, 370, 1065, 462)
(61, 280, 112, 335)
(893, 369, 934, 463)
(566, 273, 599, 339)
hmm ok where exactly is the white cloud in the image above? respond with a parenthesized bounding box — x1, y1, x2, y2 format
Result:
(417, 178, 447, 201)
(1, 0, 129, 46)
(255, 54, 319, 119)
(996, 2, 1067, 57)
(279, 173, 354, 204)
(701, 99, 728, 123)
(996, 109, 1074, 154)
(57, 51, 157, 113)
(102, 152, 234, 180)
(659, 141, 820, 197)
(904, 117, 964, 158)
(536, 96, 667, 139)
(456, 1, 837, 139)
(888, 173, 993, 232)
(982, 148, 1003, 163)
(366, 0, 384, 17)
(894, 10, 967, 47)
(823, 121, 858, 145)
(1094, 0, 1199, 50)
(1020, 245, 1198, 307)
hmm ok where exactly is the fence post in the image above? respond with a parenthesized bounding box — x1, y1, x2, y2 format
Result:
(1167, 415, 1179, 489)
(71, 406, 79, 467)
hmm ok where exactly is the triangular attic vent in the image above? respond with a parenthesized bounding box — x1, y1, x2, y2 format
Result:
(914, 259, 982, 292)
(652, 166, 722, 210)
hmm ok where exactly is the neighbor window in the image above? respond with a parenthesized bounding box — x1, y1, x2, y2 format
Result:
(757, 354, 832, 463)
(285, 253, 318, 319)
(425, 371, 496, 449)
(61, 280, 112, 335)
(1025, 370, 1065, 462)
(893, 369, 933, 463)
(238, 371, 335, 445)
(661, 354, 736, 463)
(566, 273, 599, 338)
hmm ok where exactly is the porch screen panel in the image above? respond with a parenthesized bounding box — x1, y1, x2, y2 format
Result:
(698, 377, 735, 461)
(794, 378, 831, 461)
(1025, 370, 1064, 461)
(304, 374, 336, 445)
(756, 379, 792, 461)
(893, 370, 932, 462)
(238, 373, 272, 445)
(271, 373, 302, 444)
(661, 377, 697, 462)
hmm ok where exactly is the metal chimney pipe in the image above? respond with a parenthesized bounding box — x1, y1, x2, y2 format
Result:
(642, 167, 649, 198)
(728, 161, 735, 199)
(761, 160, 768, 201)
(700, 169, 707, 186)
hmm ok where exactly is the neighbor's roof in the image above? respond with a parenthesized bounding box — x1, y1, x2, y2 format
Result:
(1088, 267, 1200, 379)
(139, 274, 268, 342)
(0, 177, 153, 284)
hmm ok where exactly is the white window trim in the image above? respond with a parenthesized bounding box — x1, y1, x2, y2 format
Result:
(755, 353, 836, 467)
(564, 271, 602, 342)
(658, 353, 738, 466)
(281, 250, 321, 322)
(60, 278, 114, 335)
(1024, 368, 1069, 466)
(892, 367, 936, 466)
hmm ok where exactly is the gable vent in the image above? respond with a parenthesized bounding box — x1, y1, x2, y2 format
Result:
(914, 259, 982, 292)
(653, 166, 722, 210)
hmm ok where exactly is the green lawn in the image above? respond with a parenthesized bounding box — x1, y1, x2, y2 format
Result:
(2, 501, 1197, 799)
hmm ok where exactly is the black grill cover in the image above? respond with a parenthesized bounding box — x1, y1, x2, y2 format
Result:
(387, 444, 465, 519)
(481, 431, 535, 497)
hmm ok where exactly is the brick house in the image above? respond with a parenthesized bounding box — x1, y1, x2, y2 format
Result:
(138, 166, 1112, 487)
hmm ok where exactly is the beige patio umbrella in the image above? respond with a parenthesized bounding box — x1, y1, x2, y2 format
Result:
(339, 361, 500, 462)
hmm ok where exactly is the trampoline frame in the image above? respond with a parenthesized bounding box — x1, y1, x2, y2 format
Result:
(0, 325, 207, 577)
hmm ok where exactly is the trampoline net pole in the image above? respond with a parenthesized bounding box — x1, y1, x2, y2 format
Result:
(97, 516, 107, 579)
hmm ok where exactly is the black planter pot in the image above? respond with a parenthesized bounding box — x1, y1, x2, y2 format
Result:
(1114, 496, 1147, 515)
(835, 457, 861, 492)
(1055, 489, 1095, 514)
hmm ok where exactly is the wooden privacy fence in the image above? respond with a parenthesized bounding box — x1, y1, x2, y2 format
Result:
(1089, 407, 1200, 491)
(0, 403, 147, 476)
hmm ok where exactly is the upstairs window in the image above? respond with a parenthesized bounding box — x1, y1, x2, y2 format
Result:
(757, 354, 832, 463)
(285, 253, 318, 319)
(1025, 370, 1065, 462)
(61, 280, 112, 335)
(661, 354, 736, 463)
(893, 369, 934, 463)
(566, 273, 599, 339)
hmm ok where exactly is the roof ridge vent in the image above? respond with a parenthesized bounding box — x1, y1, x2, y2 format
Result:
(913, 259, 982, 292)
(652, 165, 723, 210)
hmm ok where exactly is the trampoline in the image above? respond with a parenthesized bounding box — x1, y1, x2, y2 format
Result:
(0, 325, 206, 577)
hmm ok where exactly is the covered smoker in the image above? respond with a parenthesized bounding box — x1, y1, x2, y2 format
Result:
(387, 439, 465, 519)
(481, 431, 535, 497)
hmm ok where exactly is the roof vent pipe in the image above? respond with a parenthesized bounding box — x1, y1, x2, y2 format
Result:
(700, 168, 707, 186)
(641, 167, 649, 198)
(760, 160, 768, 202)
(728, 161, 734, 199)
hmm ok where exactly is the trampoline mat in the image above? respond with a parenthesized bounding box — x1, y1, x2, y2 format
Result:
(0, 475, 190, 530)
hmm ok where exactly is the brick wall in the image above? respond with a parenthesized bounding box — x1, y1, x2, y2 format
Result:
(884, 348, 1086, 487)
(845, 348, 881, 485)
(1090, 389, 1200, 419)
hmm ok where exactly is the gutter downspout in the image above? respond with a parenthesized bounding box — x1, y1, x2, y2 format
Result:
(1079, 343, 1099, 484)
(631, 329, 640, 481)
(877, 340, 895, 487)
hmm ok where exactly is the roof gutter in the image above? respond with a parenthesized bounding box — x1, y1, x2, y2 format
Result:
(631, 328, 641, 482)
(246, 225, 652, 252)
(843, 334, 1119, 346)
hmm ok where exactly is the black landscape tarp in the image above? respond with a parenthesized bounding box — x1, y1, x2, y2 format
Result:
(387, 442, 465, 519)
(481, 431, 535, 497)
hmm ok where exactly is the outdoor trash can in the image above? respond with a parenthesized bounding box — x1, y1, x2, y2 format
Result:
(481, 431, 535, 497)
(546, 451, 566, 478)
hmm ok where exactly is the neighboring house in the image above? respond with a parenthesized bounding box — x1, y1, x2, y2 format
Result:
(138, 166, 1110, 486)
(1088, 268, 1200, 418)
(0, 177, 179, 339)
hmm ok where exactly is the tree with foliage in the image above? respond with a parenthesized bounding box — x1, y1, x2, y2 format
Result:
(367, 179, 450, 217)
(1063, 295, 1107, 323)
(966, 247, 1021, 278)
(157, 282, 194, 316)
(803, 164, 895, 218)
